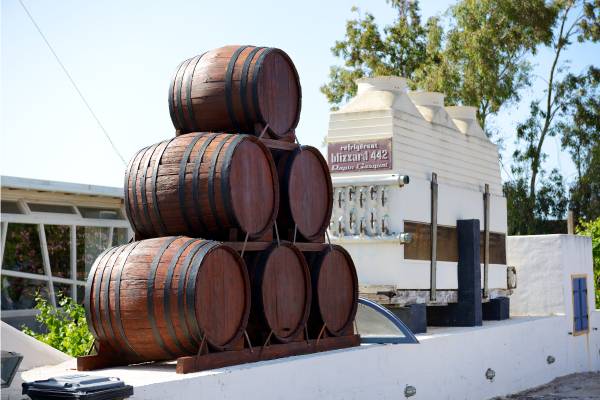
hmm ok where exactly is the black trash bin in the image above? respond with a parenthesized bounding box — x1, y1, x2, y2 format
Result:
(23, 374, 133, 400)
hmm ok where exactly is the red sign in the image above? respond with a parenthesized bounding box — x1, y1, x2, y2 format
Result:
(328, 139, 393, 173)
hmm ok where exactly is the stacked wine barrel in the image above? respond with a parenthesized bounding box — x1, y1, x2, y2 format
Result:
(83, 45, 358, 365)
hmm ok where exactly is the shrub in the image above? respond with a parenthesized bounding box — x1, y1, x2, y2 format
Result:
(577, 218, 600, 308)
(22, 293, 94, 357)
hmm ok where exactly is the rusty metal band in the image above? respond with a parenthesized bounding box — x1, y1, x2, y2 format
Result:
(185, 52, 206, 132)
(207, 135, 231, 232)
(163, 238, 196, 354)
(84, 247, 114, 340)
(168, 60, 186, 130)
(147, 236, 180, 359)
(99, 245, 128, 343)
(251, 47, 275, 124)
(225, 46, 249, 132)
(192, 133, 219, 234)
(140, 143, 161, 235)
(129, 147, 149, 236)
(92, 246, 121, 341)
(220, 135, 246, 227)
(150, 138, 176, 236)
(185, 241, 219, 343)
(175, 58, 194, 131)
(177, 240, 212, 347)
(178, 134, 205, 234)
(240, 46, 263, 132)
(112, 241, 142, 357)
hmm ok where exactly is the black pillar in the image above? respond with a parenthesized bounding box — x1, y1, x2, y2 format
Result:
(427, 219, 482, 327)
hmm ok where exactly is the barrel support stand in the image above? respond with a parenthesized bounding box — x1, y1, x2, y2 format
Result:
(77, 342, 142, 371)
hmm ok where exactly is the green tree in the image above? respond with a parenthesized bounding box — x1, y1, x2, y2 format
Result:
(322, 0, 557, 135)
(510, 0, 599, 234)
(577, 218, 600, 308)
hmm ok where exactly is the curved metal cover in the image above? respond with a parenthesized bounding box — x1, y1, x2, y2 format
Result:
(356, 298, 419, 344)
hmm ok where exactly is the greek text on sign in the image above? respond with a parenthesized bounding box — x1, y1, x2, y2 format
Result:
(328, 139, 393, 173)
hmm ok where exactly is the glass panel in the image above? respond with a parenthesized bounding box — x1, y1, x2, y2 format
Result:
(45, 225, 71, 278)
(28, 203, 76, 214)
(77, 285, 85, 304)
(78, 207, 123, 220)
(76, 227, 110, 281)
(112, 228, 129, 246)
(1, 276, 50, 310)
(53, 282, 73, 303)
(355, 302, 407, 338)
(1, 200, 22, 214)
(2, 223, 45, 275)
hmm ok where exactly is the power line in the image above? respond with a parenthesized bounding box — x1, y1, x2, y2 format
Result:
(18, 0, 127, 166)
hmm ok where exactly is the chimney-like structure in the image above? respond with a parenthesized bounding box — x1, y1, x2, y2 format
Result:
(407, 91, 456, 129)
(445, 106, 487, 138)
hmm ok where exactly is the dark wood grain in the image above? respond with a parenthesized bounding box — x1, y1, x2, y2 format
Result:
(169, 45, 301, 139)
(125, 133, 279, 241)
(274, 146, 333, 242)
(84, 237, 251, 363)
(403, 221, 507, 264)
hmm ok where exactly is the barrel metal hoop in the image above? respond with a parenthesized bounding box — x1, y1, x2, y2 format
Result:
(92, 246, 121, 341)
(225, 46, 249, 132)
(163, 238, 197, 354)
(113, 241, 142, 357)
(84, 247, 114, 340)
(185, 53, 206, 132)
(130, 147, 149, 237)
(185, 242, 219, 343)
(251, 47, 275, 125)
(168, 60, 187, 130)
(175, 58, 194, 132)
(177, 240, 212, 347)
(151, 138, 176, 236)
(178, 134, 205, 233)
(147, 236, 181, 359)
(140, 143, 161, 235)
(240, 47, 263, 132)
(123, 147, 146, 235)
(100, 245, 128, 344)
(220, 135, 246, 227)
(207, 135, 231, 232)
(192, 133, 220, 234)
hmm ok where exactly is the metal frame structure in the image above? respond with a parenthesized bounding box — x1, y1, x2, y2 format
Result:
(1, 176, 131, 318)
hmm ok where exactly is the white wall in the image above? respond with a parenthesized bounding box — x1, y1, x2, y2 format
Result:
(21, 314, 600, 400)
(508, 235, 596, 321)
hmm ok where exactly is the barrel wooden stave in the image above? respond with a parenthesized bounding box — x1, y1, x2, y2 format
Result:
(275, 146, 333, 242)
(169, 45, 301, 139)
(85, 237, 251, 362)
(244, 242, 311, 344)
(125, 133, 279, 241)
(304, 245, 358, 337)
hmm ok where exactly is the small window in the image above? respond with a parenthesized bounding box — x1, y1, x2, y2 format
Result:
(355, 298, 419, 344)
(572, 276, 589, 334)
(1, 200, 22, 214)
(28, 203, 76, 214)
(77, 207, 123, 220)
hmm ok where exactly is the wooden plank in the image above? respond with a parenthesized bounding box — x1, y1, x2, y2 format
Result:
(403, 221, 506, 264)
(176, 334, 360, 374)
(260, 138, 298, 151)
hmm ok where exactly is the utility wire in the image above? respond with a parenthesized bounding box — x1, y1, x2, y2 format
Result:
(18, 0, 127, 166)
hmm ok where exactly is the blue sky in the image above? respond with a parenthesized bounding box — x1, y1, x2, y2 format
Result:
(2, 0, 598, 187)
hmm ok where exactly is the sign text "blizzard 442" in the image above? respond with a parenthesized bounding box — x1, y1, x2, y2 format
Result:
(328, 139, 392, 173)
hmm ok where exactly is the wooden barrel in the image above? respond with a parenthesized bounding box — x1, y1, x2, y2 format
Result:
(125, 133, 279, 241)
(304, 245, 358, 337)
(84, 237, 251, 362)
(275, 146, 333, 242)
(168, 45, 301, 140)
(244, 242, 311, 343)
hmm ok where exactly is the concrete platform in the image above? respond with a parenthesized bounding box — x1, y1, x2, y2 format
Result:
(18, 314, 600, 400)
